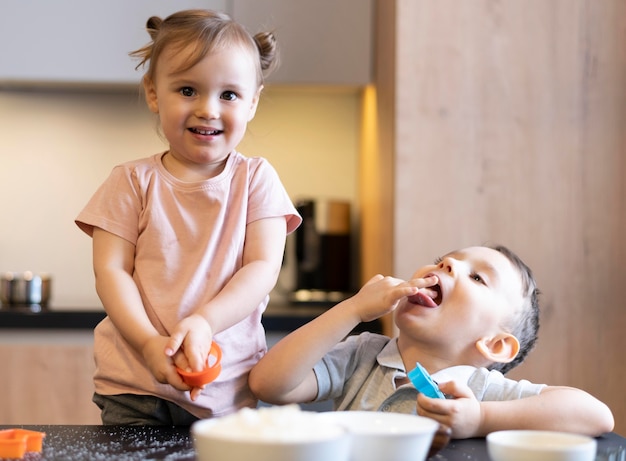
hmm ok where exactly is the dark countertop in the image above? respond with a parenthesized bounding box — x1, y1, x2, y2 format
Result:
(1, 425, 624, 461)
(0, 303, 382, 334)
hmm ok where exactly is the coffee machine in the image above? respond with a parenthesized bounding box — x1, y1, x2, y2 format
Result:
(290, 199, 353, 304)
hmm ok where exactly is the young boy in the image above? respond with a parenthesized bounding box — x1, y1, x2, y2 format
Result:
(249, 245, 615, 438)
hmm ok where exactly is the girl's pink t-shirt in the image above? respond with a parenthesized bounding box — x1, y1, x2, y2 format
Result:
(76, 151, 301, 418)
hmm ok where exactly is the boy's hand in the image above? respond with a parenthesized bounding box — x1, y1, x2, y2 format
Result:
(416, 381, 482, 439)
(353, 274, 439, 322)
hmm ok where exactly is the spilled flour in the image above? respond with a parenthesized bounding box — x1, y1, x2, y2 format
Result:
(2, 425, 194, 461)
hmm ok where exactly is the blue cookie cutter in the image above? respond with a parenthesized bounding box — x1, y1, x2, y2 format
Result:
(407, 362, 445, 399)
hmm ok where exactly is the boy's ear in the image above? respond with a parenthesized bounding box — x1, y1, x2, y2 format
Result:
(475, 333, 520, 364)
(143, 76, 159, 114)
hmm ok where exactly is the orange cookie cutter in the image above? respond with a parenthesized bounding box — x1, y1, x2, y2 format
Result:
(176, 341, 222, 387)
(0, 429, 46, 459)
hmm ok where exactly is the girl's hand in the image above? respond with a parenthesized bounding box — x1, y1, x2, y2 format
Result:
(163, 315, 214, 401)
(416, 380, 482, 439)
(142, 335, 190, 392)
(165, 314, 214, 373)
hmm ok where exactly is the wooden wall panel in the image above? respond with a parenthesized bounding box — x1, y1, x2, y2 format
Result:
(377, 0, 626, 433)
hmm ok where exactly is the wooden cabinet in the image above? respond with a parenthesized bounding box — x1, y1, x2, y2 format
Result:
(0, 331, 99, 424)
(0, 0, 228, 86)
(233, 0, 373, 85)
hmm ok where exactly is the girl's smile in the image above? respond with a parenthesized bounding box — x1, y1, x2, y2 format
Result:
(144, 43, 261, 181)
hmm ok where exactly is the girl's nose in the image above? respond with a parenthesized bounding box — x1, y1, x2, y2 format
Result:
(196, 96, 219, 120)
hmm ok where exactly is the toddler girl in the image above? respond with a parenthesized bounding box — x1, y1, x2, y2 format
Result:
(76, 9, 301, 424)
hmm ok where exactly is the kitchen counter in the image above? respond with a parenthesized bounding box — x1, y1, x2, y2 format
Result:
(0, 303, 382, 333)
(1, 425, 624, 461)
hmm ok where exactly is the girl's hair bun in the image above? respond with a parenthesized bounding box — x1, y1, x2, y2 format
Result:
(146, 16, 163, 40)
(254, 31, 279, 76)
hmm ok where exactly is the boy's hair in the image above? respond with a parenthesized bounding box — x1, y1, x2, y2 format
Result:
(129, 9, 278, 86)
(487, 244, 540, 374)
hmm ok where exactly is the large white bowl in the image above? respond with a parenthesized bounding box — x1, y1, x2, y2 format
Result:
(487, 430, 597, 461)
(319, 411, 439, 461)
(192, 406, 350, 461)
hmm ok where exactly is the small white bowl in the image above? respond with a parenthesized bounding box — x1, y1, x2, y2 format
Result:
(192, 406, 350, 461)
(487, 430, 597, 461)
(319, 411, 439, 461)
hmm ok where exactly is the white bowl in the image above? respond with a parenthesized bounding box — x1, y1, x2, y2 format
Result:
(319, 411, 439, 461)
(487, 430, 597, 461)
(192, 406, 350, 461)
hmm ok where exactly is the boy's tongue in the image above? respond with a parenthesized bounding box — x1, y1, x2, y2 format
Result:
(408, 292, 438, 308)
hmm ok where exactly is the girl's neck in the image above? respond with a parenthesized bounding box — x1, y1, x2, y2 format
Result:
(162, 151, 229, 182)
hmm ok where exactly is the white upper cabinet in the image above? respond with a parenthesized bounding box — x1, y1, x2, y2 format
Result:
(0, 0, 229, 86)
(232, 0, 373, 85)
(0, 0, 372, 87)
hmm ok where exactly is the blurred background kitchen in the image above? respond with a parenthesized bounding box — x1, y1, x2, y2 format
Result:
(0, 0, 624, 434)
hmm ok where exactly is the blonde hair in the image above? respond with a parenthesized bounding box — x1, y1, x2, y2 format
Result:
(129, 9, 279, 86)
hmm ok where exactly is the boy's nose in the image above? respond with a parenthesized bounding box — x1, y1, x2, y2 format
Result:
(438, 257, 456, 274)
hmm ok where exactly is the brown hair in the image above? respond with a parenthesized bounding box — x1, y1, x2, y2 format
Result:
(129, 9, 279, 86)
(487, 244, 540, 374)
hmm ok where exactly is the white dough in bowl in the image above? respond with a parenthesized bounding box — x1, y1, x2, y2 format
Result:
(192, 405, 351, 461)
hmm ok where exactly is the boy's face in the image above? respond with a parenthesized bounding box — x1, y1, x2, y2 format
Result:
(395, 246, 524, 366)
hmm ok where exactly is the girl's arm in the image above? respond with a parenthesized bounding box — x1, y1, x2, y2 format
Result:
(165, 216, 288, 372)
(249, 275, 435, 405)
(418, 381, 615, 438)
(201, 216, 287, 333)
(92, 227, 188, 390)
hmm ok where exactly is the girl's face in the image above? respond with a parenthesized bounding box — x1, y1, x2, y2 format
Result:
(395, 246, 524, 365)
(144, 42, 261, 180)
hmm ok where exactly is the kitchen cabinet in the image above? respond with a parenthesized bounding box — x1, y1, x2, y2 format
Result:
(0, 306, 378, 422)
(233, 0, 373, 85)
(0, 0, 373, 87)
(0, 0, 228, 87)
(0, 331, 99, 424)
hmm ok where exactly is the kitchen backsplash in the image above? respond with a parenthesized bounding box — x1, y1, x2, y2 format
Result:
(0, 86, 362, 309)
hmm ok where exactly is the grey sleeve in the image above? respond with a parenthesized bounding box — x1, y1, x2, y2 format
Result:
(312, 333, 388, 402)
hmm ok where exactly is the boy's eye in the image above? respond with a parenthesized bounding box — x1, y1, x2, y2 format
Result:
(470, 273, 485, 285)
(221, 91, 237, 101)
(180, 87, 195, 97)
(433, 256, 443, 265)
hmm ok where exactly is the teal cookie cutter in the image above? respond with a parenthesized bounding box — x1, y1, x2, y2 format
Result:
(407, 362, 445, 399)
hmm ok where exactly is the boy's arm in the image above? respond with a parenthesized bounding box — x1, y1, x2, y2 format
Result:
(249, 275, 436, 405)
(418, 381, 615, 438)
(249, 293, 365, 404)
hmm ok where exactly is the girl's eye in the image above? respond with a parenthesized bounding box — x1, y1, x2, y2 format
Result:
(180, 87, 195, 97)
(221, 91, 237, 101)
(470, 273, 485, 285)
(433, 256, 443, 265)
